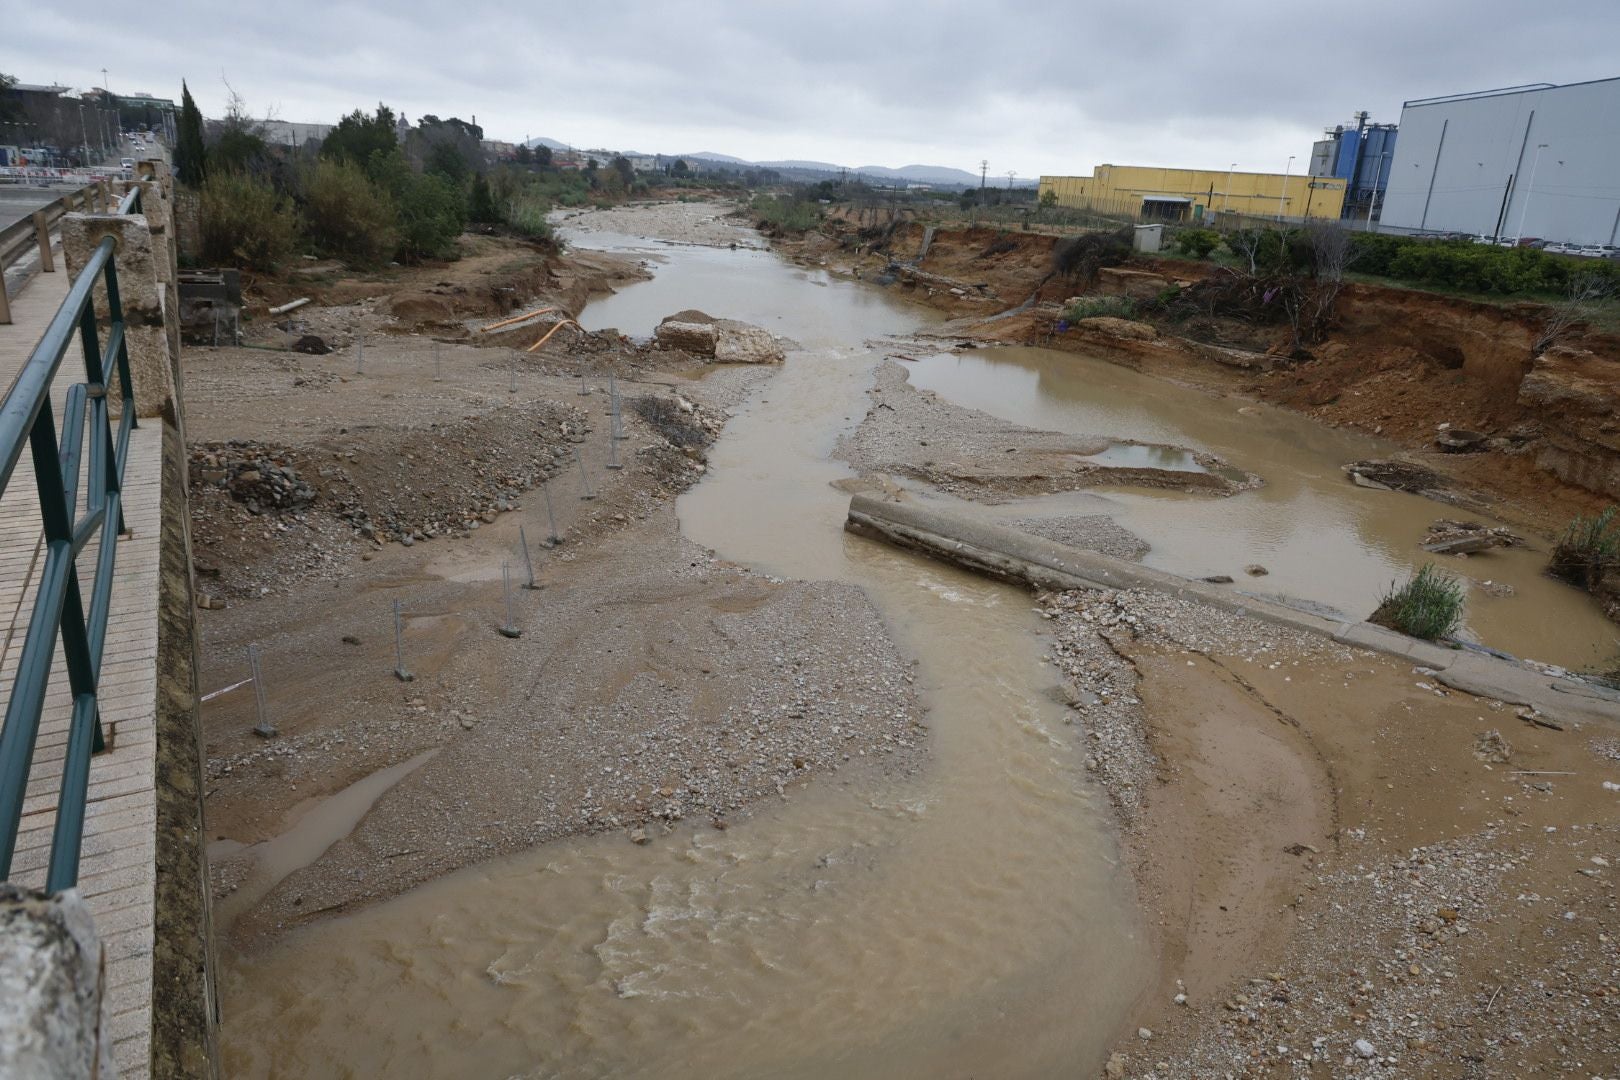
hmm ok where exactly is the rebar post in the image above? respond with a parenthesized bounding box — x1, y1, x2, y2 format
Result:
(575, 447, 595, 500)
(392, 600, 414, 682)
(498, 562, 523, 638)
(607, 425, 623, 469)
(355, 338, 364, 375)
(247, 645, 276, 737)
(434, 341, 442, 382)
(578, 373, 589, 396)
(519, 526, 540, 589)
(543, 482, 561, 546)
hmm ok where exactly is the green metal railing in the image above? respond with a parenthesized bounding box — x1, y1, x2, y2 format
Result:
(0, 185, 140, 891)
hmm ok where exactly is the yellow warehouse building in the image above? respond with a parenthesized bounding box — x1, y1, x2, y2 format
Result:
(1039, 165, 1347, 221)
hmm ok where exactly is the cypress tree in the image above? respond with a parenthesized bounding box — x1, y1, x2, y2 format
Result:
(175, 81, 207, 184)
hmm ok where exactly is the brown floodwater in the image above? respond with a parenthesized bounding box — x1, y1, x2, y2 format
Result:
(907, 347, 1616, 669)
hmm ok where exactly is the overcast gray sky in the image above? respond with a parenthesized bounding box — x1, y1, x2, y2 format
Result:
(5, 1, 1617, 176)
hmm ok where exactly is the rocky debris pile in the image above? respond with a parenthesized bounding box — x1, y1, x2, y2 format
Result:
(190, 442, 317, 515)
(1344, 458, 1461, 503)
(1422, 518, 1525, 555)
(1434, 423, 1487, 453)
(291, 335, 330, 355)
(653, 310, 785, 364)
(325, 399, 584, 546)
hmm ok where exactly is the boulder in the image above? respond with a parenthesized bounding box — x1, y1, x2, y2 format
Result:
(1076, 316, 1157, 341)
(714, 322, 785, 364)
(654, 319, 719, 356)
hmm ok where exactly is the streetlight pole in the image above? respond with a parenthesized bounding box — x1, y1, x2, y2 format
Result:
(1513, 142, 1549, 244)
(1223, 162, 1236, 211)
(1277, 155, 1294, 220)
(1364, 151, 1390, 232)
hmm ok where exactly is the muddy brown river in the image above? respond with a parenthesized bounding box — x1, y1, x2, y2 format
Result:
(218, 207, 1613, 1077)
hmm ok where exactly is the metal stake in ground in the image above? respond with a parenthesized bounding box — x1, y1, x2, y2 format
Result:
(498, 562, 523, 638)
(392, 600, 414, 682)
(606, 375, 617, 415)
(518, 526, 540, 589)
(607, 421, 623, 469)
(434, 341, 442, 382)
(509, 365, 518, 394)
(355, 338, 364, 375)
(543, 482, 561, 546)
(247, 644, 276, 738)
(578, 373, 589, 397)
(613, 405, 628, 441)
(575, 447, 595, 500)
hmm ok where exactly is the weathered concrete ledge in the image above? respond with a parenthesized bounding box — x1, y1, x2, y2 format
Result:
(0, 885, 117, 1078)
(846, 493, 1620, 726)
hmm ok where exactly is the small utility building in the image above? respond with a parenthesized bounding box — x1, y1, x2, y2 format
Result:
(1038, 165, 1347, 222)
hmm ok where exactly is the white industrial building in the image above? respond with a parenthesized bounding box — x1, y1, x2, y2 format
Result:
(1379, 76, 1620, 245)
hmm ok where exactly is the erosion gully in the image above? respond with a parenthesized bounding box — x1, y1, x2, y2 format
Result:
(219, 220, 1612, 1079)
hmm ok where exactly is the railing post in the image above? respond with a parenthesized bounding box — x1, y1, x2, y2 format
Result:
(32, 211, 54, 273)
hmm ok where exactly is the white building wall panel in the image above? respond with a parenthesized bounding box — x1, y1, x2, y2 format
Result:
(1382, 78, 1620, 245)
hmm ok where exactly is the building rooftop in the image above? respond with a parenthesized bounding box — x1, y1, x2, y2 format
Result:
(1404, 74, 1620, 109)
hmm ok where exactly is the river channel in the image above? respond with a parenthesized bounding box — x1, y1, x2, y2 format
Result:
(219, 222, 1150, 1078)
(219, 211, 1614, 1077)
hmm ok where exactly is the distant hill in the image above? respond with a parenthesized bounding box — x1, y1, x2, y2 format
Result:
(523, 140, 1033, 188)
(855, 164, 989, 186)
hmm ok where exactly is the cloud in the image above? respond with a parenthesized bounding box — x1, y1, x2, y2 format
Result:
(4, 0, 1616, 175)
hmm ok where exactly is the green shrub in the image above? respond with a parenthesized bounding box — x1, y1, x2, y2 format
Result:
(1549, 507, 1620, 592)
(1347, 233, 1620, 297)
(396, 173, 466, 261)
(199, 171, 299, 271)
(504, 193, 554, 242)
(750, 194, 821, 233)
(1173, 228, 1220, 258)
(1369, 563, 1466, 640)
(1063, 295, 1137, 321)
(302, 159, 398, 265)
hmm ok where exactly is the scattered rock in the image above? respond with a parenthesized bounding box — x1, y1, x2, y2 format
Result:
(1244, 564, 1269, 577)
(1473, 729, 1512, 764)
(291, 334, 331, 355)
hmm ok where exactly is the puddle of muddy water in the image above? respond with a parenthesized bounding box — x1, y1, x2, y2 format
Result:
(1082, 442, 1208, 474)
(218, 222, 1149, 1079)
(907, 346, 1616, 668)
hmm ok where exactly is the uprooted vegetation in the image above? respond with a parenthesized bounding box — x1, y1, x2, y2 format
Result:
(1050, 227, 1132, 284)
